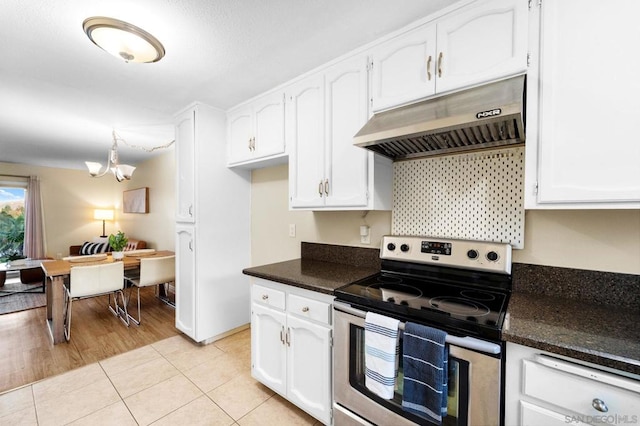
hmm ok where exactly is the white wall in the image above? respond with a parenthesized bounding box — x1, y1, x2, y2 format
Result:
(251, 164, 391, 266)
(0, 151, 175, 258)
(250, 164, 640, 275)
(116, 151, 176, 251)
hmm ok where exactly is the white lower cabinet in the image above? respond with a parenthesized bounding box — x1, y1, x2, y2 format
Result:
(505, 342, 640, 426)
(251, 278, 334, 425)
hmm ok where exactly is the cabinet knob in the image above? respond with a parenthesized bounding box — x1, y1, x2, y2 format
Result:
(261, 294, 269, 300)
(302, 307, 309, 312)
(592, 398, 608, 413)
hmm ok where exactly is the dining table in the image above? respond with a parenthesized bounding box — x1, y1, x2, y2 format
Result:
(41, 250, 175, 344)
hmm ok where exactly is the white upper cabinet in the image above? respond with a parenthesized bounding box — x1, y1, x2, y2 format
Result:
(287, 73, 326, 208)
(324, 55, 371, 208)
(371, 0, 528, 112)
(435, 0, 528, 93)
(227, 91, 287, 168)
(525, 0, 640, 208)
(287, 56, 392, 210)
(371, 24, 437, 112)
(175, 108, 196, 223)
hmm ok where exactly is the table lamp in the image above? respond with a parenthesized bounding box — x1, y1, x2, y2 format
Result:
(94, 209, 114, 237)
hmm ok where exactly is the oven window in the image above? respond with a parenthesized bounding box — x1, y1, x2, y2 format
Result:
(349, 324, 469, 426)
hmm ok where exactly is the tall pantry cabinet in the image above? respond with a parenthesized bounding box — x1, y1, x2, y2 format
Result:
(174, 103, 251, 342)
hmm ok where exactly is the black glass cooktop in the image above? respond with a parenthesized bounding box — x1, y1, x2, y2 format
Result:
(335, 269, 511, 341)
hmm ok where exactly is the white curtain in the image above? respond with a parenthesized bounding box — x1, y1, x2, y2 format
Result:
(24, 175, 46, 259)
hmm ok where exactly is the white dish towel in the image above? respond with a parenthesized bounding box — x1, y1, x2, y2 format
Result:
(364, 311, 400, 399)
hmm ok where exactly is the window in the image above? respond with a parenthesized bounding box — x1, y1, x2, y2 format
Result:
(0, 187, 26, 262)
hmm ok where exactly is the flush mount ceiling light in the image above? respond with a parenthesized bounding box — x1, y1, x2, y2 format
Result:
(85, 130, 174, 182)
(83, 17, 165, 63)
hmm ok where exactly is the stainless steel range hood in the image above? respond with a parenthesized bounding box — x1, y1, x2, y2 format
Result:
(354, 75, 525, 160)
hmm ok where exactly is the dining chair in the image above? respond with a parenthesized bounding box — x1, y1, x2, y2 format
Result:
(64, 261, 128, 341)
(124, 255, 175, 325)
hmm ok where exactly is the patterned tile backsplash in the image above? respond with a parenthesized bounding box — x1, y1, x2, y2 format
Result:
(392, 146, 525, 248)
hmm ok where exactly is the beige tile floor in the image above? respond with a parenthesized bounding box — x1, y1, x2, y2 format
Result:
(0, 329, 323, 425)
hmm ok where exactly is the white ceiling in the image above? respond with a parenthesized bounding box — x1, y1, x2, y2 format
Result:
(0, 0, 452, 170)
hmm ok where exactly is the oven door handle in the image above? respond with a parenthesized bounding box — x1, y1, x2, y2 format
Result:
(333, 300, 502, 355)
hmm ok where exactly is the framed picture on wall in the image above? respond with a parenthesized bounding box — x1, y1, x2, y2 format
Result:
(123, 187, 149, 213)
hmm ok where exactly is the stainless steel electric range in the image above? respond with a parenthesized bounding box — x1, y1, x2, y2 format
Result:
(333, 235, 512, 426)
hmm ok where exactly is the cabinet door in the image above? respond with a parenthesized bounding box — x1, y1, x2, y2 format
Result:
(227, 106, 253, 165)
(175, 108, 196, 223)
(324, 56, 370, 207)
(371, 24, 437, 112)
(436, 0, 528, 93)
(535, 0, 640, 204)
(251, 302, 287, 396)
(175, 225, 196, 338)
(286, 314, 332, 425)
(287, 74, 326, 208)
(253, 92, 286, 159)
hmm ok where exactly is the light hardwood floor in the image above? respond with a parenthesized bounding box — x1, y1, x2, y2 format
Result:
(0, 286, 180, 394)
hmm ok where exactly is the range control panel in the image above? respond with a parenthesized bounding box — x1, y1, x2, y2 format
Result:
(381, 235, 512, 274)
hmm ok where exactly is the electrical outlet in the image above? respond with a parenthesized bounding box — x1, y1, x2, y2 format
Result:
(360, 234, 371, 244)
(289, 224, 296, 237)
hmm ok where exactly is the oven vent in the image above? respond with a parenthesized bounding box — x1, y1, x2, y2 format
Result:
(354, 75, 525, 160)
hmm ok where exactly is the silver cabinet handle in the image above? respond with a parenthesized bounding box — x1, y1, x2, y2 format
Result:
(318, 181, 323, 196)
(285, 327, 291, 346)
(280, 326, 285, 344)
(324, 179, 329, 196)
(261, 294, 268, 300)
(426, 55, 432, 81)
(438, 51, 443, 77)
(251, 137, 256, 151)
(592, 398, 608, 413)
(188, 240, 193, 251)
(301, 307, 309, 312)
(248, 137, 252, 151)
(188, 204, 193, 217)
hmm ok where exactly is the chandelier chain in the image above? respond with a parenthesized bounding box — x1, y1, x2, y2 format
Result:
(113, 131, 175, 153)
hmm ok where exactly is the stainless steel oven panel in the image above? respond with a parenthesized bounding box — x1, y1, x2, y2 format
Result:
(333, 305, 502, 426)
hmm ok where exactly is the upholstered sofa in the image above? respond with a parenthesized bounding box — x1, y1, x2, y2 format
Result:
(69, 238, 147, 256)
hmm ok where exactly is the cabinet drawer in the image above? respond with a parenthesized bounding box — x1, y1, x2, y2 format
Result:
(520, 401, 587, 426)
(252, 284, 285, 310)
(522, 358, 640, 418)
(288, 294, 331, 325)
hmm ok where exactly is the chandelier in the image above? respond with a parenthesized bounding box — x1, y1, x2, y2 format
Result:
(85, 130, 174, 182)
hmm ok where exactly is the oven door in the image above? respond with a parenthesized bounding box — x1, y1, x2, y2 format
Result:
(333, 301, 502, 426)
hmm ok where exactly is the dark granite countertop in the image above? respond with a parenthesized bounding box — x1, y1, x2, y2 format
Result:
(243, 242, 381, 295)
(245, 243, 640, 375)
(505, 264, 640, 375)
(243, 258, 378, 295)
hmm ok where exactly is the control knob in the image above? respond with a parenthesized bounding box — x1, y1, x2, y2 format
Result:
(400, 244, 410, 252)
(467, 249, 479, 260)
(487, 251, 499, 262)
(387, 243, 396, 251)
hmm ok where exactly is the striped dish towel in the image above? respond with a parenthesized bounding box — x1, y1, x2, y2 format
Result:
(364, 312, 400, 399)
(402, 322, 448, 424)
